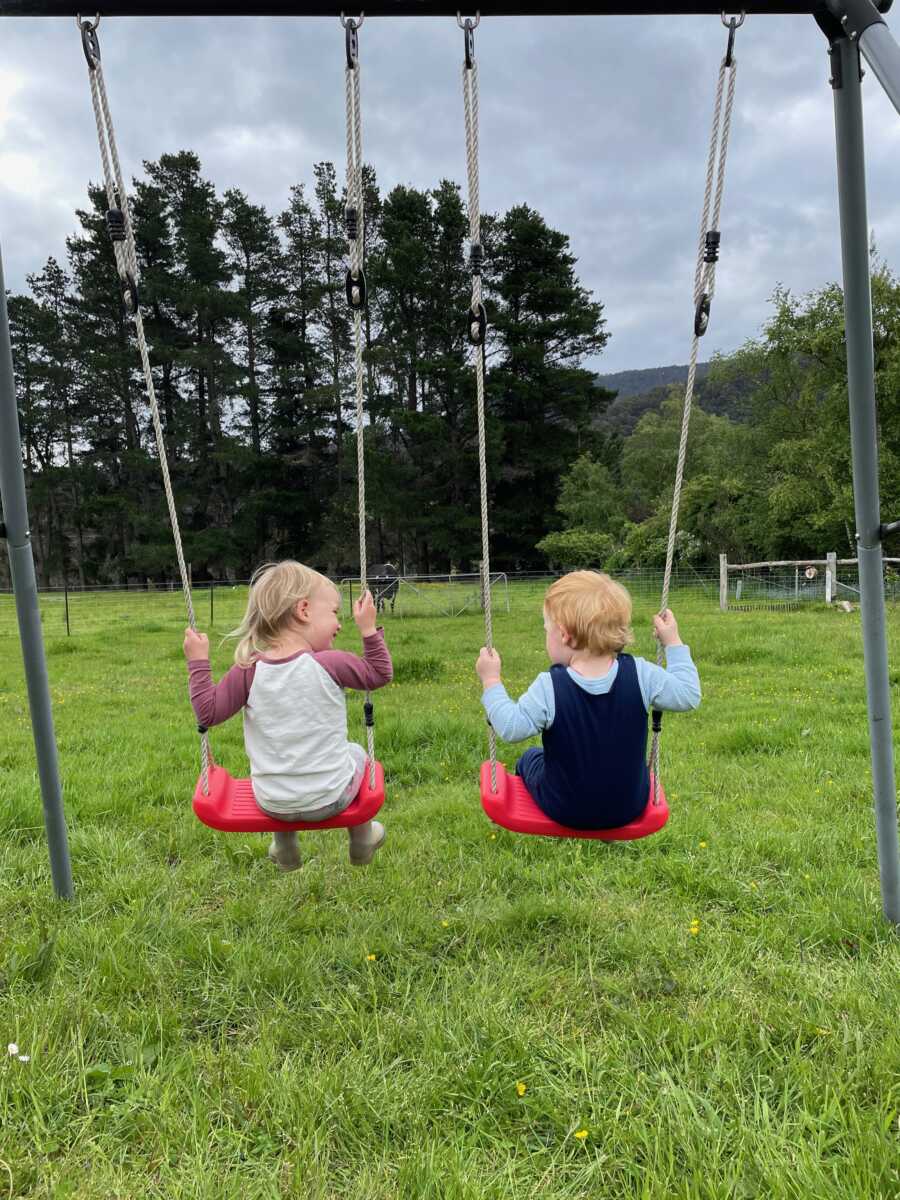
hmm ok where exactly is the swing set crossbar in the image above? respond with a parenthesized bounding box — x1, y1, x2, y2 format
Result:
(0, 1, 883, 16)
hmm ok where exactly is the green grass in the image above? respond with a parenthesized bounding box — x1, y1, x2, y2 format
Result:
(1, 586, 898, 1198)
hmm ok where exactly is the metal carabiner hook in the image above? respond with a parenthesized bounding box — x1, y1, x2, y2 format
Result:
(721, 10, 745, 28)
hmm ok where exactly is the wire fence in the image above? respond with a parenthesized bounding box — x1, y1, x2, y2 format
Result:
(0, 567, 728, 639)
(725, 561, 900, 610)
(6, 561, 894, 639)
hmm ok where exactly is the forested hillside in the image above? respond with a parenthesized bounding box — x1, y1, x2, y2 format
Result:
(1, 151, 607, 585)
(4, 147, 900, 588)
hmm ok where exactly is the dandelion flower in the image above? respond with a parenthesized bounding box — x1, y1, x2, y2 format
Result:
(573, 1129, 588, 1140)
(366, 953, 377, 962)
(7, 1044, 18, 1057)
(516, 1081, 527, 1097)
(441, 920, 449, 928)
(699, 841, 707, 849)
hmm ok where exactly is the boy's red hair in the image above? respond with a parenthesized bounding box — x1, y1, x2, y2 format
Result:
(544, 570, 633, 657)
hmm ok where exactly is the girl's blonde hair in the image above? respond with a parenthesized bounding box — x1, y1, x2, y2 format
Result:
(229, 560, 333, 667)
(544, 570, 633, 657)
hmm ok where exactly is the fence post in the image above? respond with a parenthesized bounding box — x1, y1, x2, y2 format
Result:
(64, 580, 70, 636)
(719, 553, 728, 612)
(826, 551, 837, 603)
(210, 581, 214, 627)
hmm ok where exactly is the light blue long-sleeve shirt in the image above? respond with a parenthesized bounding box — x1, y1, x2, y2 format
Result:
(482, 645, 701, 743)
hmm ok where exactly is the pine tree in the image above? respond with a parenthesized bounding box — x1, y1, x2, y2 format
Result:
(488, 203, 611, 565)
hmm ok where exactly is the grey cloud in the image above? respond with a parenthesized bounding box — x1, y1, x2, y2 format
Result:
(0, 11, 897, 372)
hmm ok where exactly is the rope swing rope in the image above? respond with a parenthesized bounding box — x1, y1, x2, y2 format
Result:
(77, 13, 213, 794)
(467, 11, 743, 804)
(458, 11, 498, 791)
(341, 10, 377, 788)
(649, 10, 742, 805)
(78, 11, 382, 795)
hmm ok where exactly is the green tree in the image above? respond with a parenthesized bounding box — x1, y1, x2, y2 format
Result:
(487, 203, 612, 565)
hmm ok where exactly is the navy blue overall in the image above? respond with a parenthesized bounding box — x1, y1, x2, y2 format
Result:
(516, 654, 650, 830)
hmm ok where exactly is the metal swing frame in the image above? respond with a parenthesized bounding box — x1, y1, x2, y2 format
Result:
(0, 0, 898, 925)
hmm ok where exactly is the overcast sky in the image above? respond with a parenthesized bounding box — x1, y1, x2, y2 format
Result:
(0, 11, 898, 373)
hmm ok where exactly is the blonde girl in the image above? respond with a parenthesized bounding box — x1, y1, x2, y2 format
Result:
(184, 561, 392, 871)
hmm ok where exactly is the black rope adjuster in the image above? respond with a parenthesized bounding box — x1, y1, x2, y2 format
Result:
(469, 242, 484, 276)
(346, 267, 367, 310)
(345, 206, 359, 241)
(694, 293, 711, 337)
(364, 700, 374, 728)
(651, 709, 663, 735)
(467, 302, 487, 346)
(122, 271, 139, 316)
(78, 14, 101, 71)
(341, 12, 363, 70)
(458, 11, 479, 70)
(106, 207, 126, 243)
(704, 230, 720, 264)
(197, 724, 209, 736)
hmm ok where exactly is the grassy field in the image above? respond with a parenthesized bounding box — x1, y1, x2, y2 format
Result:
(0, 583, 898, 1198)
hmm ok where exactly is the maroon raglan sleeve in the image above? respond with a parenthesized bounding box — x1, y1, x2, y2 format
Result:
(188, 660, 256, 727)
(313, 629, 393, 691)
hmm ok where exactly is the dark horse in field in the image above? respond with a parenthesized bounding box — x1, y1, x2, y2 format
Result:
(368, 563, 399, 614)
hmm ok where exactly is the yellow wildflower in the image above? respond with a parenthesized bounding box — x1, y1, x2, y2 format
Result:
(573, 1129, 588, 1140)
(516, 1081, 527, 1097)
(366, 953, 376, 962)
(699, 841, 707, 849)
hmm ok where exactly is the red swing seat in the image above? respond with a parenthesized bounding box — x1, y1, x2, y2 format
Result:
(480, 761, 668, 841)
(193, 761, 385, 832)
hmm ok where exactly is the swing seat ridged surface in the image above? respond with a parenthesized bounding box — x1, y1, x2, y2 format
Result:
(193, 762, 385, 832)
(480, 761, 668, 841)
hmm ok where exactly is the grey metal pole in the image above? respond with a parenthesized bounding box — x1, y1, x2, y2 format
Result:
(0, 247, 73, 900)
(831, 35, 900, 924)
(859, 20, 900, 116)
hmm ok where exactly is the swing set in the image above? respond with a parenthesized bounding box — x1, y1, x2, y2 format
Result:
(0, 1, 898, 926)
